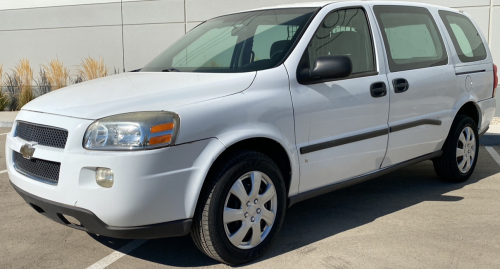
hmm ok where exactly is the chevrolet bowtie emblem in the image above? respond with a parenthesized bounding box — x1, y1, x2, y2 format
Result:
(20, 142, 38, 160)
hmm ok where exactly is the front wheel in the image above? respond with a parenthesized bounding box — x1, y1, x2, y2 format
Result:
(433, 115, 479, 182)
(191, 150, 287, 265)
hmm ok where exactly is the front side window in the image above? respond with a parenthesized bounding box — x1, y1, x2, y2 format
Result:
(439, 11, 487, 63)
(305, 8, 375, 75)
(374, 6, 448, 72)
(141, 8, 317, 73)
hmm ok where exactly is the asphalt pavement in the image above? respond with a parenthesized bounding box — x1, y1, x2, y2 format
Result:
(2, 127, 500, 268)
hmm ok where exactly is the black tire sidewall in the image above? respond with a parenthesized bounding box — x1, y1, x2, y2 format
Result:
(207, 152, 287, 264)
(443, 116, 479, 181)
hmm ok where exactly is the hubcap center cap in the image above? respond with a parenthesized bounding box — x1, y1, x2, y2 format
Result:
(247, 204, 258, 216)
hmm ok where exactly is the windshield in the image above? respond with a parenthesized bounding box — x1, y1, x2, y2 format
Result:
(141, 8, 317, 73)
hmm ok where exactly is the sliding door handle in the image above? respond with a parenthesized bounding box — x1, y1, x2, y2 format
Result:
(393, 78, 409, 93)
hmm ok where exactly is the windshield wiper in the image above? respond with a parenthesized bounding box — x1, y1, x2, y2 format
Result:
(162, 68, 181, 72)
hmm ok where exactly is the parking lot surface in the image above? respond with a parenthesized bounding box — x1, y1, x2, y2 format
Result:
(2, 126, 500, 268)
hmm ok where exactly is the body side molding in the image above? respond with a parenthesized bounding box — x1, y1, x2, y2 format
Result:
(300, 119, 442, 154)
(390, 119, 442, 133)
(288, 150, 443, 207)
(299, 128, 388, 154)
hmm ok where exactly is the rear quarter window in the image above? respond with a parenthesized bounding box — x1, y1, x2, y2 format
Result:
(439, 11, 487, 63)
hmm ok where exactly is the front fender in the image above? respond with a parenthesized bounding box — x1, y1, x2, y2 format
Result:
(175, 65, 300, 216)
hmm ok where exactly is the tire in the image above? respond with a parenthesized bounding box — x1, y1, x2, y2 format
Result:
(433, 115, 479, 182)
(190, 150, 287, 265)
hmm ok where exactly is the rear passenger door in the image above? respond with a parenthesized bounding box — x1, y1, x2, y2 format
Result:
(373, 5, 457, 167)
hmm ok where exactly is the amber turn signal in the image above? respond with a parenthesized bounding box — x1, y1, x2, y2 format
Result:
(150, 123, 174, 133)
(149, 134, 172, 145)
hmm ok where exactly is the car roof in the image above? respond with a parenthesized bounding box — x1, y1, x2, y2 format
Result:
(239, 1, 460, 14)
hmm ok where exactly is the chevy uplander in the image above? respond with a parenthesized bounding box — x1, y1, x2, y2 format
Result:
(7, 1, 497, 265)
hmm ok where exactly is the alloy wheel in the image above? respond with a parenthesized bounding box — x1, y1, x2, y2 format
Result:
(456, 126, 476, 173)
(223, 171, 277, 249)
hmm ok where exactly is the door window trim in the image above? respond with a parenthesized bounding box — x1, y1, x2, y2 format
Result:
(373, 5, 449, 73)
(296, 6, 379, 85)
(273, 7, 323, 69)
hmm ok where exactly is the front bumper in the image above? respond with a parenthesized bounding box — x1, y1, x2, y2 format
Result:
(11, 182, 192, 239)
(7, 110, 226, 229)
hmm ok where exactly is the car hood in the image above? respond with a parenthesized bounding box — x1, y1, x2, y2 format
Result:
(22, 72, 256, 119)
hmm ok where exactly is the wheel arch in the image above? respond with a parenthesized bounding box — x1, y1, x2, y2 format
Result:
(207, 136, 293, 193)
(219, 137, 292, 192)
(440, 101, 481, 149)
(455, 101, 481, 129)
(190, 136, 296, 220)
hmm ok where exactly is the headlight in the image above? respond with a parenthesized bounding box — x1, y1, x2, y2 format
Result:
(83, 112, 179, 150)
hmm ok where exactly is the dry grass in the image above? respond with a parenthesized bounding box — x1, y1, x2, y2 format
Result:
(0, 91, 10, 111)
(18, 87, 34, 110)
(15, 59, 33, 89)
(0, 64, 9, 111)
(42, 58, 69, 90)
(14, 59, 35, 110)
(37, 69, 52, 95)
(0, 57, 114, 110)
(77, 56, 108, 81)
(3, 73, 19, 111)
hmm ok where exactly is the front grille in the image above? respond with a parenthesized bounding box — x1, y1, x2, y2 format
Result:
(16, 121, 68, 149)
(13, 151, 61, 184)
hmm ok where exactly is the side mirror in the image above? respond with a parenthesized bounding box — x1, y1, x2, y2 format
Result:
(298, 55, 353, 84)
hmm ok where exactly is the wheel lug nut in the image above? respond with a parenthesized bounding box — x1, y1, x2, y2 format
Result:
(254, 199, 258, 204)
(246, 201, 250, 206)
(251, 217, 255, 222)
(257, 208, 261, 214)
(244, 212, 249, 218)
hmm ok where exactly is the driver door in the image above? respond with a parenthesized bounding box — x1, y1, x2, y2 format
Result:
(287, 6, 391, 193)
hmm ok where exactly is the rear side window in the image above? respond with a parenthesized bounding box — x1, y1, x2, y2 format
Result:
(374, 6, 448, 72)
(439, 11, 487, 63)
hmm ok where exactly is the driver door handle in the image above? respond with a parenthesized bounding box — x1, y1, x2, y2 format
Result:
(370, 82, 387, 98)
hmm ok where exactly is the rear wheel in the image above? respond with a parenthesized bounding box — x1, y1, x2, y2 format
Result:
(433, 115, 479, 182)
(191, 150, 286, 265)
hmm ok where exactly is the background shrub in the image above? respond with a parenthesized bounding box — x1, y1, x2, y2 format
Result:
(0, 92, 10, 111)
(0, 65, 10, 111)
(37, 69, 52, 96)
(77, 56, 108, 81)
(0, 56, 111, 110)
(14, 59, 35, 110)
(42, 58, 69, 90)
(4, 73, 20, 111)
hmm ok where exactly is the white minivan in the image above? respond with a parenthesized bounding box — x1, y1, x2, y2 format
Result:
(7, 1, 497, 265)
